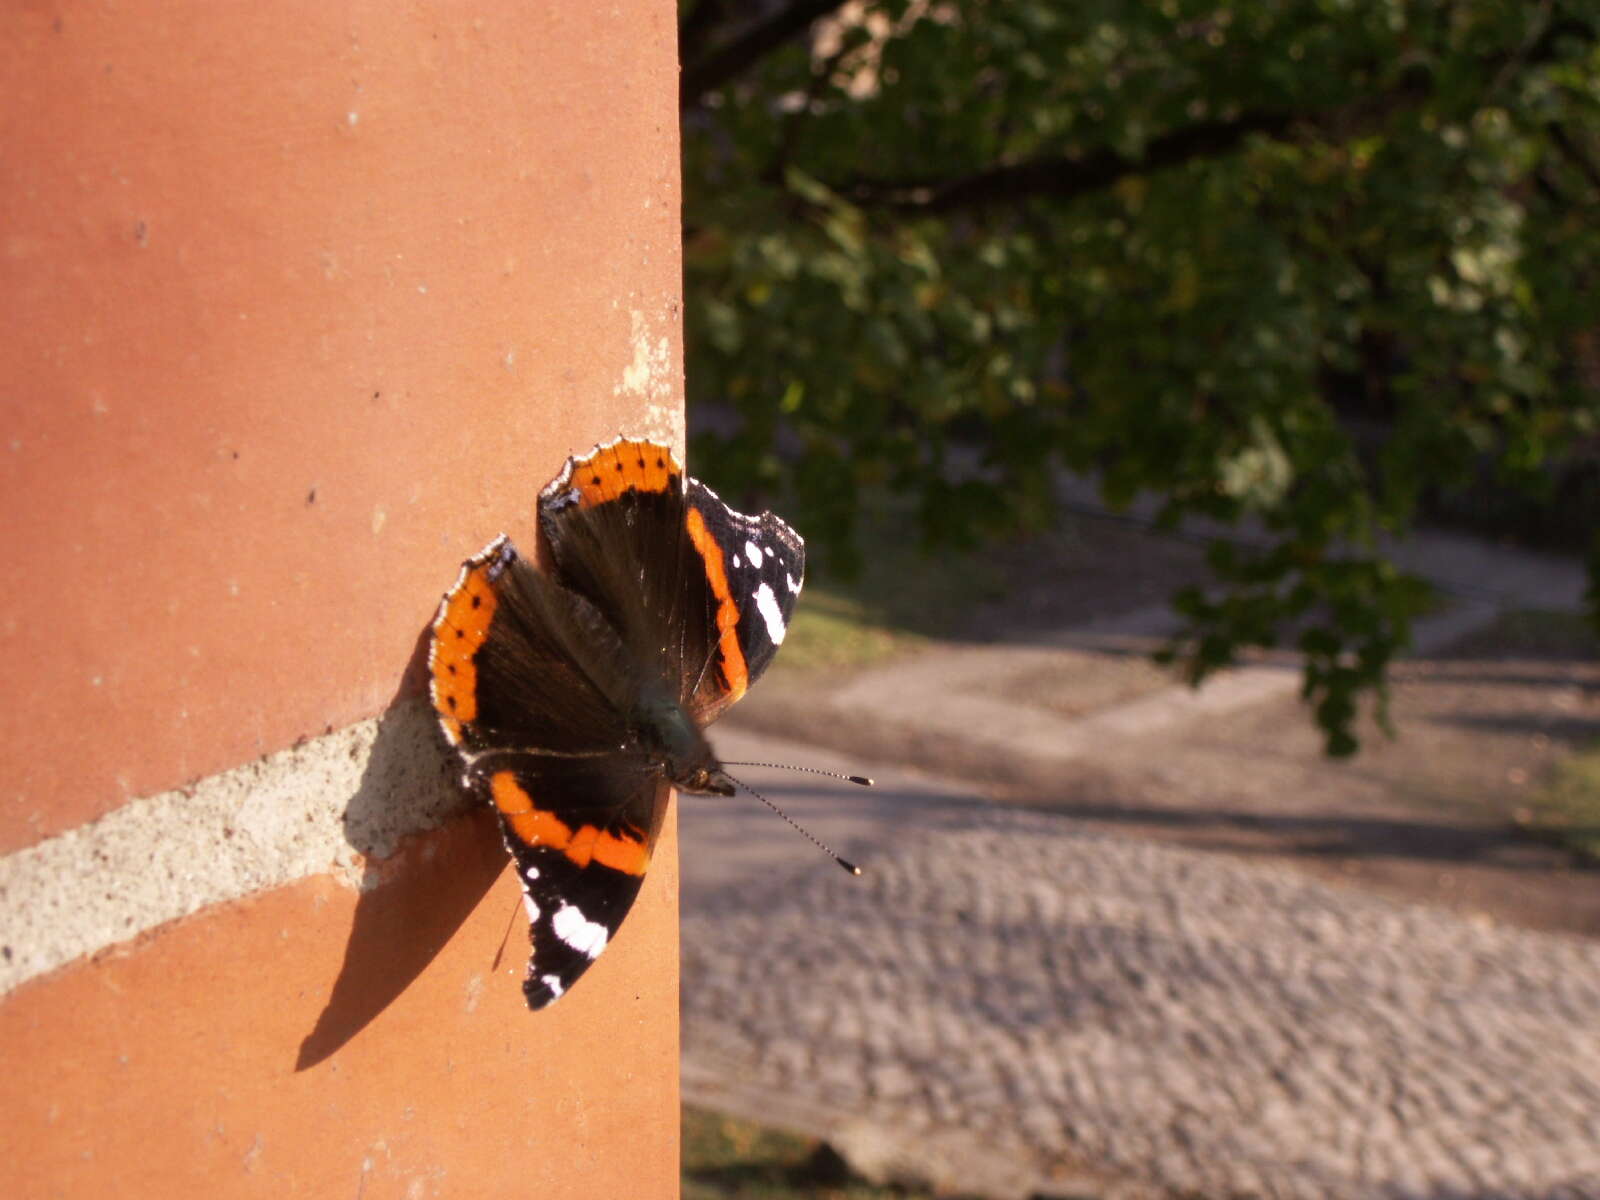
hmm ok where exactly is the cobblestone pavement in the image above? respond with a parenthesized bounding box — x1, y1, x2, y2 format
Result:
(680, 531, 1597, 1198)
(682, 790, 1600, 1199)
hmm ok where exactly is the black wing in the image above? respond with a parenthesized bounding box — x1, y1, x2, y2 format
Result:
(429, 534, 671, 1010)
(681, 475, 804, 726)
(429, 535, 640, 759)
(538, 437, 804, 726)
(474, 753, 668, 1010)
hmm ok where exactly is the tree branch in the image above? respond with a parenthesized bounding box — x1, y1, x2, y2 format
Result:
(832, 59, 1464, 214)
(825, 12, 1595, 217)
(681, 0, 852, 110)
(840, 109, 1305, 214)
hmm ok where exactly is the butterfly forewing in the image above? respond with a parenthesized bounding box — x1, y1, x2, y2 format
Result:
(682, 476, 805, 725)
(538, 441, 719, 712)
(430, 536, 637, 757)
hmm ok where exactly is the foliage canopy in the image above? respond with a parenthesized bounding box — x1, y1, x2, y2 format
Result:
(680, 0, 1600, 753)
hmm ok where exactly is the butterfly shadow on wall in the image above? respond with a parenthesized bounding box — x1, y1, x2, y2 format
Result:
(294, 624, 505, 1072)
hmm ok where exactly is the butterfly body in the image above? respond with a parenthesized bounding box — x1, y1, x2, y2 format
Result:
(629, 687, 736, 796)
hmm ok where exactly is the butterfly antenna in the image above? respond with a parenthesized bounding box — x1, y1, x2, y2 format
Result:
(724, 771, 862, 876)
(721, 761, 875, 788)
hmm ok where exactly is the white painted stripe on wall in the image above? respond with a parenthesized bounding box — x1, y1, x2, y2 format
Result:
(0, 698, 469, 996)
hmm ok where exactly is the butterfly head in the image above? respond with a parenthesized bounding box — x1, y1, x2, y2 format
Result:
(674, 763, 737, 797)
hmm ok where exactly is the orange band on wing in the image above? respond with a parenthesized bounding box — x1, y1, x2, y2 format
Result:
(684, 505, 749, 704)
(429, 558, 501, 743)
(567, 439, 680, 507)
(567, 823, 653, 876)
(489, 771, 651, 877)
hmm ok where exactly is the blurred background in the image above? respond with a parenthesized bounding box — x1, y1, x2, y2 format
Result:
(672, 3, 1600, 1197)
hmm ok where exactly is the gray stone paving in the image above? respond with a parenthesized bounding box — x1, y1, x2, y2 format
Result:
(682, 802, 1600, 1199)
(678, 530, 1599, 1198)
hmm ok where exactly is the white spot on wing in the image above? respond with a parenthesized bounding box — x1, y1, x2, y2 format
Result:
(522, 893, 540, 922)
(753, 582, 787, 645)
(541, 974, 565, 999)
(731, 553, 741, 568)
(785, 573, 801, 594)
(744, 540, 764, 567)
(551, 902, 609, 960)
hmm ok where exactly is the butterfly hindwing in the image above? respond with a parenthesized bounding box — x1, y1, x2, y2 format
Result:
(477, 754, 668, 1009)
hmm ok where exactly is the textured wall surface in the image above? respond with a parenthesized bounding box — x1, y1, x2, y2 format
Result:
(0, 3, 683, 1195)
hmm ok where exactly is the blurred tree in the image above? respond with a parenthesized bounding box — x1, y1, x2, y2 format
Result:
(680, 0, 1600, 754)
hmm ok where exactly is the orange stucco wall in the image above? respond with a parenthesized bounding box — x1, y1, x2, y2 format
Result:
(1, 0, 682, 848)
(1, 1, 683, 1195)
(0, 810, 682, 1198)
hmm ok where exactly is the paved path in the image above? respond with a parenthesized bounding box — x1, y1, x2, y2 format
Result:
(679, 530, 1598, 1198)
(681, 732, 1600, 1199)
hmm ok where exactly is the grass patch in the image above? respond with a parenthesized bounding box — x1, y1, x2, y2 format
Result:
(1449, 607, 1600, 860)
(774, 587, 927, 671)
(776, 493, 1008, 672)
(1470, 608, 1600, 863)
(682, 1105, 931, 1200)
(1518, 741, 1600, 865)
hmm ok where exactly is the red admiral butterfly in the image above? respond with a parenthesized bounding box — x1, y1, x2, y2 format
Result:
(429, 437, 807, 1009)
